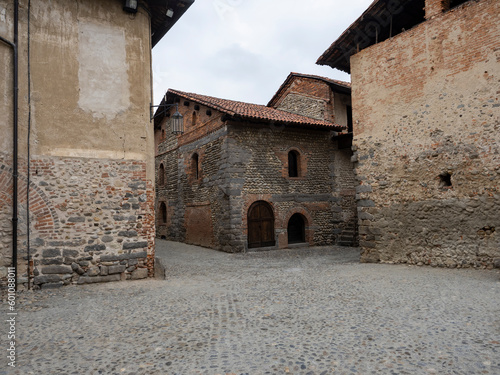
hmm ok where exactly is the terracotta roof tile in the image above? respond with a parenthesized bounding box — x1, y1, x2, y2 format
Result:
(168, 89, 344, 130)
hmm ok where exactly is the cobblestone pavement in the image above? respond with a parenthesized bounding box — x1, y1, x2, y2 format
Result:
(2, 240, 500, 375)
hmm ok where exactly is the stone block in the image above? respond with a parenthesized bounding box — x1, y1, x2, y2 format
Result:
(76, 274, 121, 284)
(84, 244, 106, 252)
(100, 265, 108, 276)
(108, 265, 127, 274)
(131, 268, 149, 280)
(87, 266, 100, 276)
(41, 265, 73, 274)
(41, 258, 63, 265)
(118, 230, 138, 237)
(34, 275, 62, 284)
(63, 250, 79, 257)
(71, 263, 85, 275)
(42, 249, 61, 258)
(68, 217, 86, 223)
(123, 241, 148, 250)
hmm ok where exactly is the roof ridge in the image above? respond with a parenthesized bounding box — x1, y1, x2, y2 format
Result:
(167, 88, 345, 130)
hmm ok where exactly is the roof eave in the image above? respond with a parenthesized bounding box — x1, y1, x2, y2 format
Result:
(149, 0, 195, 48)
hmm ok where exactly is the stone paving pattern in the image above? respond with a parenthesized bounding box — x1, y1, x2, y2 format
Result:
(2, 240, 500, 374)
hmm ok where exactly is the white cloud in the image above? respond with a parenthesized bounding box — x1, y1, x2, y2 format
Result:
(152, 0, 373, 105)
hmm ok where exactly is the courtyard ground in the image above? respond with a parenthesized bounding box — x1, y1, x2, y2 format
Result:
(3, 240, 500, 374)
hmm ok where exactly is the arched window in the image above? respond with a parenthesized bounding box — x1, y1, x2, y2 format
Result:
(158, 163, 165, 186)
(192, 153, 199, 179)
(288, 150, 300, 177)
(248, 201, 275, 249)
(288, 213, 306, 244)
(159, 202, 167, 224)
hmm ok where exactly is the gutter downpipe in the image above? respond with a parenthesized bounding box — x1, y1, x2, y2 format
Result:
(0, 1, 19, 291)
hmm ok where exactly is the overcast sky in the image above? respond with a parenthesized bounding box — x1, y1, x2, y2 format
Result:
(152, 0, 372, 106)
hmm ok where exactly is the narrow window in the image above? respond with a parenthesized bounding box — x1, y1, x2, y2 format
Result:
(159, 202, 167, 224)
(346, 105, 353, 133)
(288, 150, 299, 178)
(192, 153, 199, 179)
(192, 111, 197, 127)
(158, 163, 165, 186)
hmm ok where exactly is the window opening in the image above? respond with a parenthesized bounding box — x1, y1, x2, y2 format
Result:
(346, 105, 353, 133)
(192, 111, 197, 127)
(288, 150, 299, 178)
(159, 163, 165, 186)
(192, 153, 199, 179)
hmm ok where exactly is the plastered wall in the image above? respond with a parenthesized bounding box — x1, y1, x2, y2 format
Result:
(0, 0, 156, 288)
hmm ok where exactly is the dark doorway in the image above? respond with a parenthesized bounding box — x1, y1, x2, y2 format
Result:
(288, 213, 305, 244)
(248, 201, 275, 249)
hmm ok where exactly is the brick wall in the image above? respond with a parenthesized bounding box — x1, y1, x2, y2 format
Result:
(350, 0, 500, 268)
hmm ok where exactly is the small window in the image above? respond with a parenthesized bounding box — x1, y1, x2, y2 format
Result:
(158, 164, 165, 186)
(439, 172, 452, 188)
(192, 111, 197, 127)
(192, 153, 199, 179)
(159, 202, 167, 224)
(288, 150, 300, 178)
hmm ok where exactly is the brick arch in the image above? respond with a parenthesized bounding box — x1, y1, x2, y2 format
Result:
(0, 165, 59, 234)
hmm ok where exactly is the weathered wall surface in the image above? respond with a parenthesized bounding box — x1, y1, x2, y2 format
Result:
(223, 123, 356, 251)
(155, 101, 357, 252)
(155, 101, 229, 249)
(0, 0, 156, 288)
(350, 0, 500, 268)
(273, 77, 334, 121)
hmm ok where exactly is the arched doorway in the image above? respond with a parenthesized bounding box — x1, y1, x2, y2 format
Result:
(288, 213, 306, 244)
(248, 201, 275, 249)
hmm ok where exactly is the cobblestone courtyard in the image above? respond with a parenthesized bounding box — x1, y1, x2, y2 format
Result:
(3, 240, 500, 374)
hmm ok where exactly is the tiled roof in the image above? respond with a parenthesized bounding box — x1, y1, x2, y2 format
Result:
(167, 89, 344, 130)
(267, 72, 351, 108)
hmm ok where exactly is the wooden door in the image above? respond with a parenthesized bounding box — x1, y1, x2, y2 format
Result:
(248, 201, 275, 249)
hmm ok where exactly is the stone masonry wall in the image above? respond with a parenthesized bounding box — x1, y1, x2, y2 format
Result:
(350, 0, 500, 268)
(273, 77, 334, 122)
(0, 156, 154, 289)
(277, 94, 327, 121)
(224, 123, 356, 251)
(155, 101, 229, 249)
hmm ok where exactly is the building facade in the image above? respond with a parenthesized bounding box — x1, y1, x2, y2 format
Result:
(318, 0, 500, 268)
(155, 77, 357, 252)
(0, 0, 193, 289)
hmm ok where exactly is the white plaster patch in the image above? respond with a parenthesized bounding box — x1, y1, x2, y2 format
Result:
(0, 6, 9, 36)
(78, 21, 130, 119)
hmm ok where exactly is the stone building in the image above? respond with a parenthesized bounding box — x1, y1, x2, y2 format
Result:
(317, 0, 500, 268)
(154, 73, 357, 252)
(0, 0, 193, 289)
